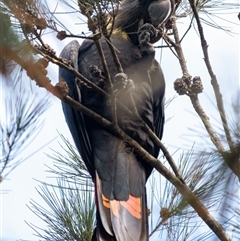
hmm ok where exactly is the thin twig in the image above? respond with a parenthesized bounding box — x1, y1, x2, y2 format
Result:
(171, 17, 189, 76)
(38, 48, 107, 96)
(188, 0, 239, 180)
(5, 33, 232, 241)
(190, 95, 224, 151)
(179, 15, 194, 43)
(188, 0, 234, 152)
(149, 217, 171, 237)
(133, 108, 185, 183)
(93, 37, 118, 124)
(54, 82, 231, 241)
(86, 3, 118, 126)
(105, 36, 124, 73)
(162, 34, 181, 60)
(170, 17, 225, 153)
(37, 28, 185, 182)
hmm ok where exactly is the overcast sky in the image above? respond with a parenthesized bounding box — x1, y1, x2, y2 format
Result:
(1, 1, 239, 240)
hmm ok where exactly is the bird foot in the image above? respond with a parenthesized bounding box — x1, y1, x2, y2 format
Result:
(113, 73, 135, 96)
(138, 23, 162, 55)
(106, 73, 135, 106)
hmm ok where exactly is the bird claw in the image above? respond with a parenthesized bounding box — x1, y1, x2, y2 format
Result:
(138, 23, 162, 45)
(107, 73, 135, 106)
(138, 23, 161, 55)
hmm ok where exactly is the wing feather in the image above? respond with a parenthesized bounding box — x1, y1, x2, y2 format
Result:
(60, 30, 165, 241)
(59, 40, 94, 177)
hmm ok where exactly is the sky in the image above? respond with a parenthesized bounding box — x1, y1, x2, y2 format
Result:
(1, 1, 239, 240)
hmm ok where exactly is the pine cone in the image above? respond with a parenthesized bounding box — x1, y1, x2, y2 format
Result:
(191, 76, 203, 94)
(36, 18, 47, 30)
(89, 65, 102, 78)
(182, 74, 192, 85)
(57, 31, 67, 41)
(174, 78, 188, 95)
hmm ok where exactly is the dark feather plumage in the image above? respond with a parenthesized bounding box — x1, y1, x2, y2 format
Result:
(59, 0, 169, 240)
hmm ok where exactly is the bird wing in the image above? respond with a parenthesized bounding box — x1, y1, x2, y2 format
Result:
(76, 35, 153, 241)
(150, 60, 165, 158)
(59, 29, 165, 241)
(58, 40, 94, 177)
(78, 36, 152, 241)
(59, 37, 150, 241)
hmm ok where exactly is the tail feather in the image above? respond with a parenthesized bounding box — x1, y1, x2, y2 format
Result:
(120, 195, 141, 219)
(95, 172, 114, 236)
(93, 172, 148, 241)
(110, 196, 148, 241)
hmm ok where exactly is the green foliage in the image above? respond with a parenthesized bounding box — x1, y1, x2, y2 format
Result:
(0, 83, 49, 183)
(26, 134, 95, 240)
(1, 0, 239, 240)
(0, 8, 20, 75)
(46, 134, 93, 187)
(27, 179, 95, 241)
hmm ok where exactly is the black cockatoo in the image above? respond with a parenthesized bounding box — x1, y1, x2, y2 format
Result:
(59, 0, 173, 240)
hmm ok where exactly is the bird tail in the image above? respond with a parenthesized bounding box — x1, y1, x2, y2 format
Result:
(92, 173, 148, 241)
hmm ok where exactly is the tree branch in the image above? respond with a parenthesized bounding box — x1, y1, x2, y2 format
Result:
(169, 17, 225, 153)
(36, 39, 185, 183)
(188, 0, 239, 179)
(190, 95, 224, 151)
(54, 81, 231, 241)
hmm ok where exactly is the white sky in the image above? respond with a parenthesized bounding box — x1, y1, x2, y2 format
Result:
(1, 1, 239, 240)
